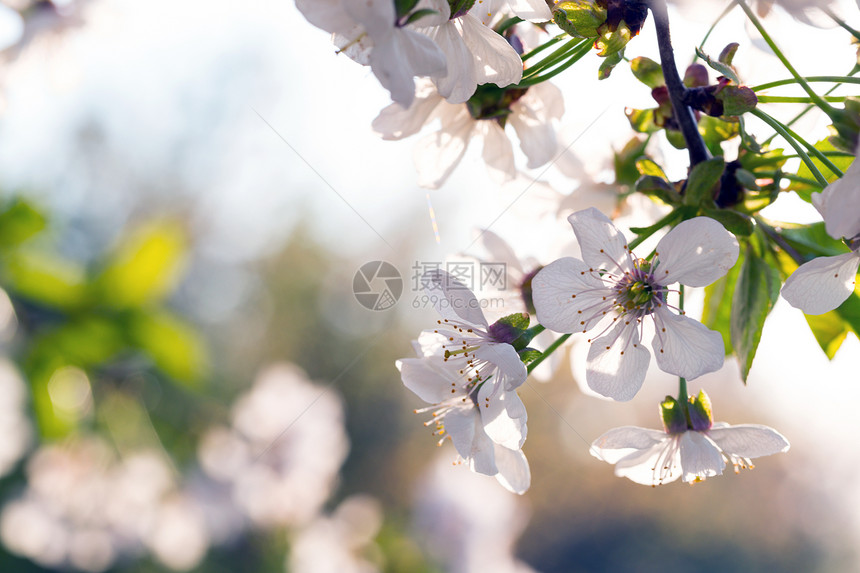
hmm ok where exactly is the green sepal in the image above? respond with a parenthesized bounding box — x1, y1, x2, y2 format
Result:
(395, 0, 420, 18)
(595, 21, 631, 57)
(683, 157, 726, 206)
(497, 312, 530, 331)
(687, 390, 714, 431)
(404, 8, 441, 26)
(625, 108, 660, 133)
(717, 85, 758, 116)
(598, 48, 624, 80)
(552, 0, 606, 38)
(660, 396, 688, 434)
(518, 348, 543, 364)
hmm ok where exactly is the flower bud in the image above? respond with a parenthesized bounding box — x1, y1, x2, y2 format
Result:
(687, 390, 714, 432)
(553, 0, 607, 38)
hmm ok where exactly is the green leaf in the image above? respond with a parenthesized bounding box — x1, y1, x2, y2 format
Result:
(635, 175, 681, 205)
(129, 311, 208, 388)
(630, 57, 664, 88)
(395, 0, 420, 18)
(684, 157, 726, 206)
(805, 311, 849, 359)
(700, 207, 754, 236)
(613, 136, 649, 186)
(3, 250, 88, 309)
(702, 247, 743, 355)
(0, 199, 46, 247)
(790, 138, 855, 202)
(496, 312, 530, 331)
(97, 220, 188, 308)
(635, 158, 667, 178)
(518, 349, 542, 364)
(730, 246, 780, 382)
(598, 47, 624, 80)
(695, 47, 740, 84)
(699, 116, 740, 154)
(835, 291, 860, 341)
(625, 108, 660, 133)
(779, 221, 850, 257)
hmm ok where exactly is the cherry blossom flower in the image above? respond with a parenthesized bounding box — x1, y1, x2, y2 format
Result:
(295, 0, 447, 107)
(591, 391, 790, 486)
(532, 208, 739, 401)
(397, 270, 530, 493)
(781, 157, 860, 315)
(373, 79, 563, 188)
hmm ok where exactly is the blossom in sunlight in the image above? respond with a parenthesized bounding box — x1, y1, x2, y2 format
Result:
(397, 269, 531, 493)
(532, 208, 739, 401)
(781, 157, 860, 315)
(295, 0, 447, 106)
(197, 363, 349, 528)
(373, 79, 563, 188)
(451, 228, 565, 381)
(591, 390, 790, 486)
(414, 455, 536, 573)
(289, 495, 383, 573)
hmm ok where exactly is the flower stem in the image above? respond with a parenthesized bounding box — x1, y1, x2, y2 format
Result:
(522, 38, 585, 78)
(693, 1, 736, 67)
(735, 0, 836, 114)
(519, 41, 593, 86)
(822, 5, 860, 42)
(756, 95, 847, 104)
(751, 76, 860, 92)
(527, 333, 571, 374)
(521, 34, 566, 62)
(677, 285, 689, 417)
(649, 0, 710, 166)
(756, 109, 844, 178)
(750, 108, 829, 186)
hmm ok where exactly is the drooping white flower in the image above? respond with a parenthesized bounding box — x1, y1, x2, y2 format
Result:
(591, 392, 790, 486)
(397, 270, 530, 493)
(422, 7, 523, 104)
(296, 0, 447, 107)
(373, 79, 564, 188)
(782, 157, 860, 315)
(532, 208, 739, 401)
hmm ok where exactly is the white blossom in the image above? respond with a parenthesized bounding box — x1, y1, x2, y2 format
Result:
(592, 421, 790, 486)
(373, 79, 563, 188)
(532, 209, 739, 401)
(781, 156, 860, 315)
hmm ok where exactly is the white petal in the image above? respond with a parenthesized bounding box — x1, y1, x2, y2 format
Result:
(444, 407, 498, 475)
(461, 14, 523, 87)
(679, 431, 725, 482)
(412, 0, 451, 26)
(651, 307, 725, 380)
(473, 0, 507, 26)
(508, 84, 563, 169)
(506, 0, 553, 22)
(653, 217, 740, 287)
(568, 208, 633, 275)
(424, 269, 489, 327)
(707, 424, 790, 458)
(816, 157, 860, 240)
(590, 426, 667, 464)
(371, 82, 443, 140)
(398, 356, 457, 404)
(531, 257, 613, 333)
(343, 0, 394, 40)
(479, 121, 516, 183)
(781, 252, 860, 315)
(492, 445, 531, 494)
(478, 384, 527, 450)
(428, 20, 477, 104)
(476, 229, 524, 275)
(586, 322, 650, 402)
(370, 30, 446, 107)
(474, 343, 527, 391)
(614, 439, 680, 486)
(295, 0, 356, 34)
(414, 105, 475, 188)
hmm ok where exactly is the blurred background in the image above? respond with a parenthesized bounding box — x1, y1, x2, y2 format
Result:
(0, 0, 858, 571)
